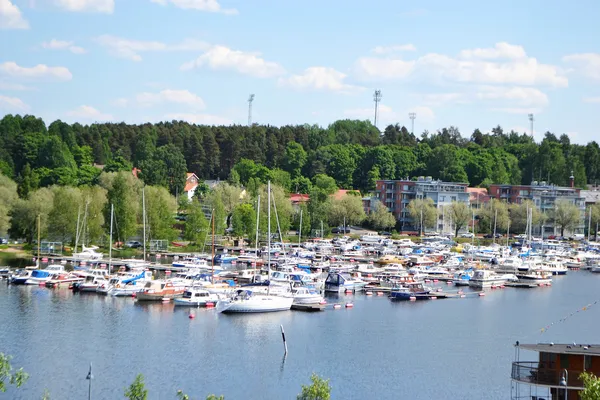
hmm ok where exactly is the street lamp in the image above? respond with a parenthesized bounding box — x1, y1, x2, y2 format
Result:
(86, 363, 93, 400)
(559, 368, 568, 400)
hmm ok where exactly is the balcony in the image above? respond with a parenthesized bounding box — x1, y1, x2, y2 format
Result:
(511, 362, 584, 389)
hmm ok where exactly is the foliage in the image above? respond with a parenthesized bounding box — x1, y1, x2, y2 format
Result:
(47, 186, 82, 243)
(407, 198, 437, 233)
(478, 199, 510, 233)
(367, 200, 396, 231)
(552, 200, 582, 237)
(139, 144, 187, 196)
(184, 200, 209, 245)
(0, 353, 29, 393)
(8, 188, 54, 243)
(508, 200, 543, 234)
(231, 203, 256, 238)
(291, 203, 311, 239)
(257, 183, 293, 237)
(101, 172, 140, 242)
(579, 372, 600, 400)
(0, 173, 18, 236)
(297, 373, 331, 400)
(448, 201, 471, 237)
(124, 374, 148, 400)
(144, 186, 177, 241)
(327, 194, 366, 227)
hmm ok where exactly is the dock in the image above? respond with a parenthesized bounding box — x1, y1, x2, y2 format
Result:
(291, 303, 326, 311)
(390, 290, 485, 300)
(504, 282, 542, 289)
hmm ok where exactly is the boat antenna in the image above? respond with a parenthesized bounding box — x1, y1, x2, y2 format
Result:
(37, 214, 41, 268)
(109, 203, 114, 275)
(142, 186, 146, 263)
(255, 195, 260, 256)
(267, 181, 271, 296)
(211, 208, 215, 285)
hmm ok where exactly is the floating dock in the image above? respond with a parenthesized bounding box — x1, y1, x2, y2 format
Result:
(291, 303, 326, 311)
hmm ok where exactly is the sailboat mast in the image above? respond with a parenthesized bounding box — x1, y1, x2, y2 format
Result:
(109, 203, 114, 275)
(267, 181, 271, 296)
(211, 208, 215, 285)
(255, 195, 260, 255)
(37, 214, 40, 267)
(142, 187, 146, 262)
(82, 200, 89, 247)
(74, 205, 81, 255)
(299, 209, 303, 244)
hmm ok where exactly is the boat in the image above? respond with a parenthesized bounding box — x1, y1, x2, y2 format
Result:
(24, 265, 65, 285)
(515, 270, 552, 285)
(217, 289, 293, 313)
(106, 271, 151, 296)
(468, 269, 507, 289)
(77, 276, 108, 292)
(72, 245, 103, 260)
(389, 281, 431, 300)
(174, 287, 221, 306)
(9, 269, 33, 285)
(45, 273, 84, 288)
(291, 286, 324, 305)
(324, 272, 367, 293)
(135, 280, 185, 301)
(452, 270, 473, 286)
(376, 255, 404, 265)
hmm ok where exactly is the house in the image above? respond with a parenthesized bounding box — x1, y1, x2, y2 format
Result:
(467, 187, 491, 209)
(184, 173, 200, 200)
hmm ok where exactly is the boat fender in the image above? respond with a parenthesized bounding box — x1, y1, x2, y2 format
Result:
(116, 284, 121, 288)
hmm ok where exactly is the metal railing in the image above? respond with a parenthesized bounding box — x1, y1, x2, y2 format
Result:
(512, 362, 584, 388)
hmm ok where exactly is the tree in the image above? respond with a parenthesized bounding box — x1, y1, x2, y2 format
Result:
(0, 173, 18, 236)
(47, 186, 81, 242)
(292, 203, 311, 239)
(552, 200, 582, 237)
(101, 172, 140, 242)
(0, 353, 29, 393)
(231, 203, 256, 238)
(80, 186, 107, 244)
(297, 373, 331, 400)
(185, 200, 209, 245)
(327, 195, 366, 227)
(580, 372, 600, 400)
(104, 154, 132, 173)
(8, 188, 54, 243)
(448, 201, 471, 237)
(368, 200, 396, 231)
(144, 186, 177, 241)
(283, 141, 307, 178)
(139, 144, 187, 196)
(407, 198, 437, 234)
(124, 374, 148, 400)
(257, 183, 293, 237)
(291, 176, 312, 194)
(478, 199, 509, 233)
(509, 200, 543, 234)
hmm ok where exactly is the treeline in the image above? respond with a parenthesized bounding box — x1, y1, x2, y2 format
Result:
(1, 115, 598, 198)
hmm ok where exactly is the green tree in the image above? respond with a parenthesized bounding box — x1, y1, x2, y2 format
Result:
(297, 373, 331, 400)
(0, 173, 18, 236)
(80, 186, 108, 244)
(185, 200, 209, 245)
(580, 372, 600, 400)
(552, 200, 582, 237)
(8, 188, 54, 243)
(204, 191, 226, 234)
(140, 144, 187, 196)
(257, 183, 293, 236)
(509, 200, 543, 234)
(103, 154, 132, 173)
(448, 201, 471, 237)
(312, 174, 337, 195)
(407, 198, 437, 234)
(283, 141, 307, 178)
(124, 374, 147, 400)
(0, 353, 29, 392)
(101, 172, 140, 242)
(47, 186, 82, 242)
(144, 186, 177, 241)
(367, 200, 396, 231)
(478, 199, 510, 233)
(292, 203, 311, 239)
(327, 194, 366, 227)
(291, 176, 312, 194)
(231, 203, 256, 238)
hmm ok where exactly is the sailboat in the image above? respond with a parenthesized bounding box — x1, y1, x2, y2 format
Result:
(217, 181, 293, 313)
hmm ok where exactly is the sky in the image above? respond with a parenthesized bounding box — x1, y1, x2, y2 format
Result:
(1, 0, 599, 144)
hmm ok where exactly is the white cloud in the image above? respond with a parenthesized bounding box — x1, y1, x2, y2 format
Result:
(54, 0, 114, 13)
(0, 61, 72, 81)
(66, 105, 113, 121)
(0, 81, 33, 90)
(476, 86, 548, 107)
(279, 67, 363, 93)
(163, 113, 233, 125)
(135, 89, 205, 109)
(563, 53, 600, 81)
(150, 0, 237, 15)
(95, 35, 209, 61)
(354, 57, 415, 80)
(459, 42, 527, 60)
(583, 97, 600, 104)
(0, 95, 29, 112)
(181, 45, 285, 78)
(42, 39, 86, 54)
(354, 43, 568, 88)
(372, 44, 416, 54)
(0, 0, 29, 29)
(111, 97, 128, 107)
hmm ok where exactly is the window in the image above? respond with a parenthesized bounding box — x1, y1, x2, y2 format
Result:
(560, 354, 569, 368)
(585, 355, 592, 370)
(439, 196, 446, 202)
(403, 185, 409, 191)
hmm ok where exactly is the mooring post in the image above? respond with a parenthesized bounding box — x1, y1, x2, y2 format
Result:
(280, 324, 288, 355)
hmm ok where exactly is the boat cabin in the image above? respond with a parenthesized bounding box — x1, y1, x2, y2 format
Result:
(511, 342, 600, 399)
(183, 289, 211, 299)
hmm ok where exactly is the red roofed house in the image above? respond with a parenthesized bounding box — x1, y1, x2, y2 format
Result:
(290, 193, 310, 207)
(184, 173, 200, 200)
(467, 188, 491, 209)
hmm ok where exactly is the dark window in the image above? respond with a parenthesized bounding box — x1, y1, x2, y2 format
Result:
(560, 354, 569, 369)
(585, 355, 592, 370)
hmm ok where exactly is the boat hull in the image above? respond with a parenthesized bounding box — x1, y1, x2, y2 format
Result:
(218, 295, 293, 313)
(136, 291, 184, 301)
(389, 290, 430, 300)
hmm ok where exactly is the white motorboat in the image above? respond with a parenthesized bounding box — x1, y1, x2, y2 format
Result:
(77, 276, 108, 292)
(515, 270, 553, 285)
(468, 269, 507, 289)
(291, 286, 324, 305)
(324, 272, 367, 293)
(72, 245, 103, 260)
(174, 288, 221, 306)
(216, 289, 293, 313)
(24, 265, 65, 285)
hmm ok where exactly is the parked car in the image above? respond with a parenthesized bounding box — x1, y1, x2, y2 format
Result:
(514, 234, 527, 240)
(379, 231, 392, 236)
(0, 238, 8, 244)
(571, 234, 585, 241)
(331, 227, 350, 234)
(483, 233, 503, 239)
(125, 240, 142, 248)
(459, 232, 474, 238)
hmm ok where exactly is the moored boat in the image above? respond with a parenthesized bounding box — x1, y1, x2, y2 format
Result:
(174, 287, 221, 306)
(216, 289, 293, 313)
(135, 280, 185, 301)
(389, 281, 430, 300)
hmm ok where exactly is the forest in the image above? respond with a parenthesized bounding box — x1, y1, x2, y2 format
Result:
(0, 113, 599, 244)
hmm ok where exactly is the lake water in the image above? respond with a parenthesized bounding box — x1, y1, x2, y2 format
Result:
(1, 272, 599, 400)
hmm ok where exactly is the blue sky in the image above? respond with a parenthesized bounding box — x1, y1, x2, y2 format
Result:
(1, 0, 599, 143)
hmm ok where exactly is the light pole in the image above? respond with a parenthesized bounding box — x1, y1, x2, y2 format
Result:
(559, 368, 568, 400)
(86, 362, 93, 400)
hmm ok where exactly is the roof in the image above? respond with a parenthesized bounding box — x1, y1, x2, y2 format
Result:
(132, 167, 141, 178)
(290, 193, 310, 203)
(518, 343, 600, 356)
(332, 189, 360, 200)
(467, 187, 491, 203)
(184, 181, 198, 193)
(581, 190, 600, 204)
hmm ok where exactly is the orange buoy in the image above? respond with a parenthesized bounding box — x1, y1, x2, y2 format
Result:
(205, 302, 215, 308)
(319, 300, 327, 305)
(345, 303, 354, 308)
(345, 289, 353, 294)
(189, 313, 195, 319)
(460, 294, 466, 298)
(377, 291, 384, 296)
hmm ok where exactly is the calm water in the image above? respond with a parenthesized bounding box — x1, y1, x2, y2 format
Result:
(1, 273, 599, 400)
